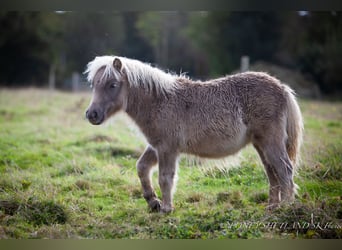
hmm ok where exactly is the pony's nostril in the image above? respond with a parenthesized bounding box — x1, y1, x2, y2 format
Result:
(85, 109, 98, 121)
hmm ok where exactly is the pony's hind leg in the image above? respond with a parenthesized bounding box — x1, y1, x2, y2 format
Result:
(259, 142, 295, 204)
(254, 144, 281, 208)
(136, 145, 161, 212)
(253, 130, 296, 207)
(277, 155, 296, 202)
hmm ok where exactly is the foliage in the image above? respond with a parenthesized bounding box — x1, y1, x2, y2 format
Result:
(280, 12, 342, 93)
(0, 11, 341, 92)
(62, 12, 124, 73)
(0, 12, 63, 85)
(186, 12, 283, 76)
(120, 12, 154, 62)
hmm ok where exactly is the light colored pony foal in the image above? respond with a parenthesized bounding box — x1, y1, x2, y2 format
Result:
(85, 56, 303, 213)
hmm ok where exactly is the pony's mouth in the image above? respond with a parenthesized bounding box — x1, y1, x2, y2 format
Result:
(89, 117, 104, 125)
(86, 109, 105, 125)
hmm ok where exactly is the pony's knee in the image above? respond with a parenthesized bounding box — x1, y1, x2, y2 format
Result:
(136, 148, 157, 177)
(136, 161, 148, 178)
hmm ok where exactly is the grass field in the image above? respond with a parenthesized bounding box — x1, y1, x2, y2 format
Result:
(0, 88, 341, 239)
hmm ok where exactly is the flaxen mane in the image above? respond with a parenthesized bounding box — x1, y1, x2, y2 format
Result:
(84, 56, 178, 94)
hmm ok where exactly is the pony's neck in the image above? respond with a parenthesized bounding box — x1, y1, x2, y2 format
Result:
(125, 86, 157, 125)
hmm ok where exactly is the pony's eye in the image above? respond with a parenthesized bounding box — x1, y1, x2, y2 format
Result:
(110, 83, 117, 88)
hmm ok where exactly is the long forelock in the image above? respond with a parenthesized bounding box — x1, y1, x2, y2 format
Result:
(84, 56, 178, 94)
(84, 56, 119, 85)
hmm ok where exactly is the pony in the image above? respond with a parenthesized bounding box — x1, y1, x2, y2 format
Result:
(84, 55, 303, 213)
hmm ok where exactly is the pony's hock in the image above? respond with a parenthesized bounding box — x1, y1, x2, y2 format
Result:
(85, 56, 303, 213)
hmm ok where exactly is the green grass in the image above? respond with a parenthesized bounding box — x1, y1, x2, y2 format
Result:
(0, 88, 341, 239)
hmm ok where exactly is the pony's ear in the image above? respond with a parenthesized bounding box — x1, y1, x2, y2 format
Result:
(113, 58, 122, 72)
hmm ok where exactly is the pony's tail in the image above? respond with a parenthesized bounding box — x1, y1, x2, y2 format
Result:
(284, 85, 304, 169)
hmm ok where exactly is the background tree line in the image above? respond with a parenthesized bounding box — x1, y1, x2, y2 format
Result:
(0, 11, 341, 94)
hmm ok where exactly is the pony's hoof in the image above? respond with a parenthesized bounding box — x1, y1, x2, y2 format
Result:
(148, 199, 162, 212)
(160, 205, 174, 214)
(266, 203, 280, 212)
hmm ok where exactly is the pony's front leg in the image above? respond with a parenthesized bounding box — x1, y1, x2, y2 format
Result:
(136, 146, 161, 212)
(158, 151, 178, 213)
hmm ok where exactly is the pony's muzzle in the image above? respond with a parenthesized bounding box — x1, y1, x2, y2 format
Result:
(85, 109, 103, 125)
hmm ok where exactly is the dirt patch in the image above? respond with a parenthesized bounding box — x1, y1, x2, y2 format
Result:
(268, 200, 342, 239)
(216, 190, 243, 207)
(93, 146, 141, 159)
(0, 200, 20, 215)
(75, 180, 91, 190)
(249, 191, 268, 204)
(110, 147, 141, 158)
(70, 135, 117, 147)
(73, 135, 117, 145)
(186, 193, 203, 203)
(0, 110, 14, 120)
(0, 199, 67, 225)
(87, 135, 116, 143)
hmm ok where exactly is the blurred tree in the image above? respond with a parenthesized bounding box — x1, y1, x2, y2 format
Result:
(137, 11, 209, 78)
(120, 12, 154, 62)
(63, 12, 124, 74)
(0, 11, 341, 94)
(185, 12, 283, 76)
(136, 12, 168, 66)
(281, 11, 342, 93)
(0, 12, 63, 86)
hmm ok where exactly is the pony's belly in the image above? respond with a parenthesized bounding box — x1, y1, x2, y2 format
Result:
(186, 143, 245, 158)
(184, 134, 249, 158)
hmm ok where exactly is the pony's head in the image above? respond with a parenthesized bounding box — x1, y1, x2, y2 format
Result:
(85, 57, 128, 125)
(84, 55, 179, 125)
